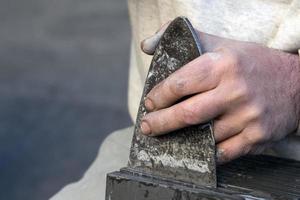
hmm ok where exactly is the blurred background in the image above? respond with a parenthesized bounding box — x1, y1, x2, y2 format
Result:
(0, 0, 132, 199)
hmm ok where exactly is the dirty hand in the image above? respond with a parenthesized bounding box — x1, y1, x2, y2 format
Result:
(140, 23, 300, 164)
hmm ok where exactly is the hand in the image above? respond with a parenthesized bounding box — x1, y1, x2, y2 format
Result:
(140, 24, 300, 164)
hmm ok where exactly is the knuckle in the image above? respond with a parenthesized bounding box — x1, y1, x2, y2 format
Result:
(194, 65, 211, 83)
(217, 47, 240, 70)
(214, 122, 231, 135)
(192, 58, 218, 88)
(242, 132, 257, 145)
(180, 104, 200, 125)
(227, 80, 250, 103)
(242, 128, 268, 145)
(207, 51, 226, 75)
(168, 77, 186, 97)
(246, 104, 265, 121)
(237, 81, 250, 99)
(225, 51, 240, 69)
(205, 52, 222, 62)
(255, 127, 270, 142)
(204, 52, 221, 70)
(214, 123, 226, 135)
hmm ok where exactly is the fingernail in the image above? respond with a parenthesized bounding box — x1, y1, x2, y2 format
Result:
(141, 36, 157, 54)
(144, 98, 155, 111)
(141, 121, 151, 135)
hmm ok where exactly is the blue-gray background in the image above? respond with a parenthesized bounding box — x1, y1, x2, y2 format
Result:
(0, 0, 132, 199)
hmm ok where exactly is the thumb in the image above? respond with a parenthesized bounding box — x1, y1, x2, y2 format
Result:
(140, 21, 171, 55)
(141, 20, 232, 55)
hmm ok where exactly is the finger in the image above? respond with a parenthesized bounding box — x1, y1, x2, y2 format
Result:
(216, 133, 253, 164)
(141, 21, 171, 55)
(141, 27, 233, 55)
(145, 52, 222, 111)
(213, 105, 259, 143)
(141, 88, 226, 136)
(214, 116, 245, 144)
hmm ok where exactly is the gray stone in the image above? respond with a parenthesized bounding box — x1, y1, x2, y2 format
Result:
(128, 17, 216, 188)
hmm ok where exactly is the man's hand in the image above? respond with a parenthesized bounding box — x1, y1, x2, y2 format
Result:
(139, 25, 300, 164)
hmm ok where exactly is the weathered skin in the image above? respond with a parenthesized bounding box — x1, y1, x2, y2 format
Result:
(128, 17, 216, 187)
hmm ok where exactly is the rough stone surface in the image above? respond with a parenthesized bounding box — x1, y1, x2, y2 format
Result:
(128, 17, 216, 187)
